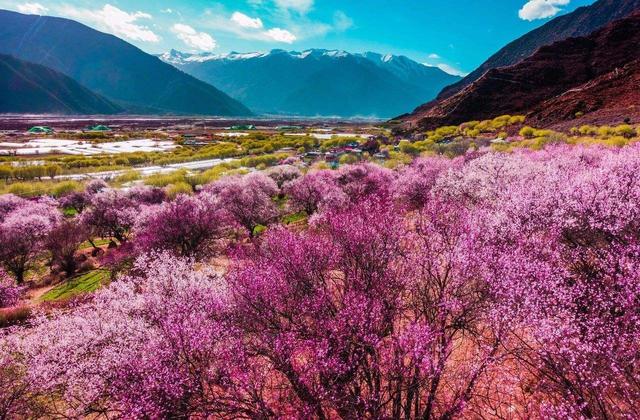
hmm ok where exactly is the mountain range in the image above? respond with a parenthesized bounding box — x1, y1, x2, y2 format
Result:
(0, 9, 250, 116)
(0, 54, 121, 115)
(0, 0, 638, 123)
(397, 0, 640, 131)
(159, 49, 460, 118)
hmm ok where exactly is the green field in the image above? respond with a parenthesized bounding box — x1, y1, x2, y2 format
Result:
(41, 270, 109, 302)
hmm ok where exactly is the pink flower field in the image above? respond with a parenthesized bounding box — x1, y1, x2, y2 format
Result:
(1, 144, 640, 418)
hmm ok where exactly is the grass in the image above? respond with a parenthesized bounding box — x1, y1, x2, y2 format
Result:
(282, 211, 308, 225)
(40, 270, 109, 302)
(253, 225, 268, 236)
(79, 238, 111, 249)
(63, 207, 79, 217)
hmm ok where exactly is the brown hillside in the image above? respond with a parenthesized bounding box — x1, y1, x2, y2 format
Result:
(397, 14, 640, 131)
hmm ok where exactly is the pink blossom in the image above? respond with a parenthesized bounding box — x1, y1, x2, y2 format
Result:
(0, 199, 60, 283)
(206, 173, 279, 238)
(3, 144, 640, 417)
(80, 189, 138, 244)
(0, 269, 24, 307)
(135, 193, 227, 259)
(5, 254, 250, 418)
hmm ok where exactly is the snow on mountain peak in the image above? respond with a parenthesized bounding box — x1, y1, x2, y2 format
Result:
(158, 50, 270, 65)
(160, 49, 434, 70)
(323, 50, 349, 58)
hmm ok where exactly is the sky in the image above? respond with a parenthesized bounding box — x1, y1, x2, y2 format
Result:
(1, 0, 595, 76)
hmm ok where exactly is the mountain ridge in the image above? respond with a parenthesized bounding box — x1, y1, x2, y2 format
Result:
(0, 9, 252, 116)
(0, 54, 122, 115)
(396, 13, 640, 131)
(160, 48, 460, 118)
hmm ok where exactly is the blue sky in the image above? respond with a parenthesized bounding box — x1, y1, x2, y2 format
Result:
(2, 0, 594, 75)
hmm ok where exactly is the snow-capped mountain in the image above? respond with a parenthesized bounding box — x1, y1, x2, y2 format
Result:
(160, 49, 365, 66)
(158, 50, 271, 65)
(159, 49, 461, 117)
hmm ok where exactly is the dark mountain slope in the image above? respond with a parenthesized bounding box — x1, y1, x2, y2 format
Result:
(438, 0, 640, 100)
(0, 9, 251, 116)
(360, 52, 460, 101)
(0, 54, 121, 114)
(529, 58, 640, 127)
(279, 55, 425, 117)
(396, 14, 640, 131)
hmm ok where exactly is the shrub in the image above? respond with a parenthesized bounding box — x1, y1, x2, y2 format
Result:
(339, 154, 358, 165)
(13, 166, 45, 181)
(399, 140, 421, 156)
(145, 171, 187, 188)
(115, 170, 141, 183)
(0, 166, 13, 181)
(6, 183, 36, 197)
(597, 126, 614, 137)
(614, 124, 637, 138)
(44, 165, 62, 179)
(164, 182, 193, 199)
(519, 126, 536, 138)
(51, 181, 82, 198)
(465, 128, 481, 137)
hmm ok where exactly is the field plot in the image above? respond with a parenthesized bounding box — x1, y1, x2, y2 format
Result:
(284, 132, 373, 140)
(40, 270, 109, 302)
(0, 138, 177, 156)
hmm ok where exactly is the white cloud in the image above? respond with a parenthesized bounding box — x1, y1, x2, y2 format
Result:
(59, 4, 159, 43)
(264, 27, 296, 43)
(231, 12, 263, 29)
(433, 63, 468, 77)
(171, 23, 217, 51)
(518, 0, 570, 21)
(333, 11, 353, 32)
(17, 2, 47, 14)
(423, 54, 468, 77)
(202, 8, 298, 44)
(274, 0, 314, 14)
(200, 2, 346, 45)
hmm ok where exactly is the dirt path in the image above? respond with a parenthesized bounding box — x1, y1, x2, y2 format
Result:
(23, 285, 55, 305)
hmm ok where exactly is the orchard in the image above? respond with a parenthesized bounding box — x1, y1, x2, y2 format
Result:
(1, 144, 640, 418)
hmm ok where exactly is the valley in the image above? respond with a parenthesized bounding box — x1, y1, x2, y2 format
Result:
(1, 0, 640, 418)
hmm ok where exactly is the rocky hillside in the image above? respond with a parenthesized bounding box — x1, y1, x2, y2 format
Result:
(529, 59, 640, 128)
(0, 54, 121, 114)
(437, 0, 640, 100)
(396, 13, 640, 131)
